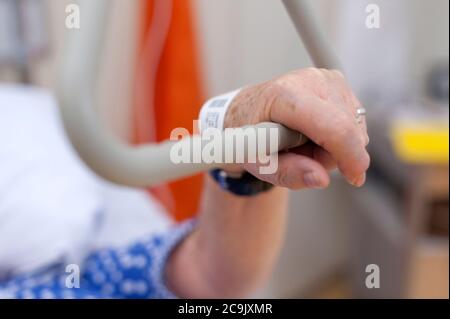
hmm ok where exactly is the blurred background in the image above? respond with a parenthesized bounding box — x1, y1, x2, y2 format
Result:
(0, 0, 448, 298)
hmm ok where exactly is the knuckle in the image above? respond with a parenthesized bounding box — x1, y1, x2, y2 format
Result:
(305, 67, 323, 78)
(348, 94, 361, 108)
(271, 73, 297, 93)
(266, 81, 290, 111)
(305, 67, 318, 73)
(362, 152, 371, 171)
(365, 134, 370, 146)
(353, 152, 371, 175)
(331, 69, 345, 79)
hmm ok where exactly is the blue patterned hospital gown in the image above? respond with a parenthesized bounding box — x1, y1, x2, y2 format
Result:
(0, 221, 195, 299)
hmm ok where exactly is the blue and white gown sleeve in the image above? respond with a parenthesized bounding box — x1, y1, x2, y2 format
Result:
(0, 220, 196, 299)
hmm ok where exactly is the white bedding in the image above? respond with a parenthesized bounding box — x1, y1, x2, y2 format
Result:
(0, 85, 172, 279)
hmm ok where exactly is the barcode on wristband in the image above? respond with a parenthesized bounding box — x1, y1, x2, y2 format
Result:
(199, 89, 242, 132)
(209, 99, 228, 108)
(205, 112, 220, 129)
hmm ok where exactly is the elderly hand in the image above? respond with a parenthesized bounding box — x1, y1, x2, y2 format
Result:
(224, 68, 370, 190)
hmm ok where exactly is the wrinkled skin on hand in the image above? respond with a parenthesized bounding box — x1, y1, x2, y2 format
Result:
(224, 68, 370, 190)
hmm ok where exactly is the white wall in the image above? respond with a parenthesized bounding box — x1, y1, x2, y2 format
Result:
(194, 0, 334, 95)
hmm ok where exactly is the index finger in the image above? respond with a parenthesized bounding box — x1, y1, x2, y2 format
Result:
(269, 91, 370, 186)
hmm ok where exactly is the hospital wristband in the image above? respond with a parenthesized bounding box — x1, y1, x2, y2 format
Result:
(198, 89, 242, 132)
(199, 89, 274, 196)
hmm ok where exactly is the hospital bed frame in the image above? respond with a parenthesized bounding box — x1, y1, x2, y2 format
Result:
(56, 0, 338, 187)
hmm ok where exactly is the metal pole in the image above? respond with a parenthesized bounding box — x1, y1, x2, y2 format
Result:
(282, 0, 340, 69)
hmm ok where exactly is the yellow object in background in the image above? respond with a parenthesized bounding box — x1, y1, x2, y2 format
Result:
(391, 120, 449, 164)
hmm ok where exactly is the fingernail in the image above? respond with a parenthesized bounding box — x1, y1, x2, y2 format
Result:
(303, 172, 324, 189)
(352, 173, 366, 187)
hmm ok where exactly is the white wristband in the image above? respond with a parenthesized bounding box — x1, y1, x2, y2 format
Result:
(198, 89, 242, 132)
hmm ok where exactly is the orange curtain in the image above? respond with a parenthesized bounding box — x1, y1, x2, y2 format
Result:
(133, 0, 204, 221)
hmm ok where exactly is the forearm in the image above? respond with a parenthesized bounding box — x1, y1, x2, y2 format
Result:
(166, 175, 289, 298)
(165, 68, 370, 298)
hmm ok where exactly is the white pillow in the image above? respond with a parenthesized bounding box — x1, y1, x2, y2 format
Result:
(0, 85, 103, 278)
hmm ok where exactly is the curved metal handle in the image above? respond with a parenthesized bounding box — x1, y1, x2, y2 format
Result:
(56, 0, 335, 187)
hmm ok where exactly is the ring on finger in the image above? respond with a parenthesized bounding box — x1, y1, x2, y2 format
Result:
(356, 107, 366, 124)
